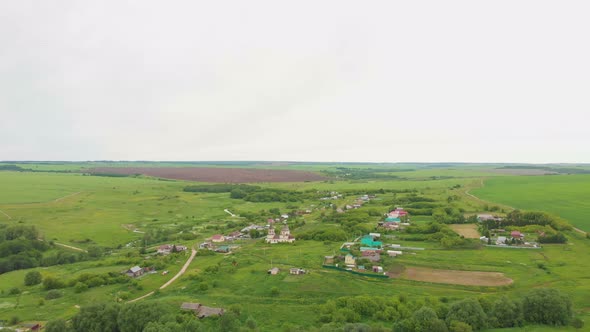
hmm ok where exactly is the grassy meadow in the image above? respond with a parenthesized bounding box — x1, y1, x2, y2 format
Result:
(1, 165, 589, 330)
(472, 175, 590, 231)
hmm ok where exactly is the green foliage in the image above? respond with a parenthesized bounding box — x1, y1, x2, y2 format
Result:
(72, 302, 121, 332)
(43, 276, 66, 290)
(522, 288, 572, 326)
(445, 298, 487, 330)
(45, 319, 72, 332)
(491, 296, 523, 328)
(45, 289, 63, 300)
(8, 287, 21, 295)
(74, 282, 89, 293)
(24, 271, 42, 286)
(449, 320, 472, 332)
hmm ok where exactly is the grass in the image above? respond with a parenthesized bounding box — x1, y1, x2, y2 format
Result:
(2, 167, 590, 330)
(472, 175, 590, 231)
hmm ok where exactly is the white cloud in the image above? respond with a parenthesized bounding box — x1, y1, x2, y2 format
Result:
(1, 0, 589, 162)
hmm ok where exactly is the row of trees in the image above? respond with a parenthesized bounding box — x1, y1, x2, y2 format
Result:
(318, 288, 576, 331)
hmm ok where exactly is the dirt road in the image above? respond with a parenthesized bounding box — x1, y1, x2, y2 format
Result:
(127, 248, 197, 303)
(0, 209, 11, 220)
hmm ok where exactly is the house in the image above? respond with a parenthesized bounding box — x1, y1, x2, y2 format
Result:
(215, 245, 231, 253)
(126, 266, 144, 278)
(372, 266, 384, 273)
(361, 235, 382, 248)
(157, 244, 188, 255)
(268, 267, 280, 275)
(211, 234, 225, 243)
(362, 252, 381, 262)
(21, 323, 42, 331)
(511, 231, 524, 239)
(357, 265, 366, 270)
(345, 254, 356, 266)
(360, 247, 381, 253)
(265, 224, 295, 244)
(382, 222, 400, 230)
(385, 217, 401, 223)
(281, 214, 289, 219)
(290, 268, 306, 275)
(369, 232, 381, 238)
(181, 303, 224, 319)
(199, 242, 212, 249)
(496, 236, 507, 245)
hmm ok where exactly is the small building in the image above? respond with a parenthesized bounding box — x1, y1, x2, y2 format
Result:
(199, 242, 212, 249)
(126, 266, 144, 278)
(290, 268, 306, 275)
(357, 265, 366, 270)
(511, 231, 524, 239)
(477, 214, 502, 222)
(344, 254, 356, 266)
(211, 234, 225, 243)
(181, 303, 224, 319)
(268, 267, 280, 275)
(387, 250, 402, 257)
(372, 266, 384, 273)
(496, 236, 507, 245)
(385, 217, 401, 223)
(157, 244, 188, 255)
(215, 245, 231, 253)
(369, 232, 381, 238)
(361, 235, 382, 248)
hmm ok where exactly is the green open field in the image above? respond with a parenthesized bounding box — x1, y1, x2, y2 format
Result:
(472, 175, 590, 231)
(1, 165, 589, 331)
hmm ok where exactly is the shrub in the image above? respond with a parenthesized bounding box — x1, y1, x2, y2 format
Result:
(45, 290, 63, 300)
(8, 287, 21, 295)
(24, 271, 42, 286)
(43, 276, 66, 290)
(74, 282, 89, 293)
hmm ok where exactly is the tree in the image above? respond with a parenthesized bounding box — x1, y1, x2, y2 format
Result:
(45, 319, 72, 332)
(413, 307, 448, 332)
(445, 298, 487, 330)
(571, 317, 584, 330)
(492, 296, 523, 328)
(118, 302, 173, 332)
(245, 316, 258, 330)
(522, 288, 572, 325)
(72, 303, 121, 332)
(24, 271, 42, 286)
(449, 321, 472, 332)
(87, 245, 103, 258)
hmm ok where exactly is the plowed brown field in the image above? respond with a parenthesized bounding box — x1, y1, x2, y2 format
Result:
(402, 267, 513, 286)
(88, 167, 326, 183)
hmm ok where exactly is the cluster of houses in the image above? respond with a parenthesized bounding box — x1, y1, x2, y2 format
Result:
(378, 208, 410, 230)
(320, 191, 343, 200)
(334, 194, 377, 213)
(330, 233, 396, 274)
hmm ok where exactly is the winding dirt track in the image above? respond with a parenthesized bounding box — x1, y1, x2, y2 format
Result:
(127, 248, 197, 303)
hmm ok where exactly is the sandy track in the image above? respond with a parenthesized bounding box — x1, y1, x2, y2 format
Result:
(54, 191, 83, 202)
(127, 248, 197, 303)
(402, 267, 513, 286)
(54, 242, 87, 252)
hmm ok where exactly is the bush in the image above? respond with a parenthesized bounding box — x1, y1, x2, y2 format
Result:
(24, 271, 42, 286)
(43, 276, 66, 290)
(522, 288, 572, 325)
(8, 287, 21, 295)
(74, 282, 89, 293)
(45, 290, 63, 300)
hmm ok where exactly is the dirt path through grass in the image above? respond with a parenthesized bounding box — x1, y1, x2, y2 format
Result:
(53, 191, 83, 202)
(0, 209, 11, 220)
(54, 242, 87, 252)
(127, 248, 197, 303)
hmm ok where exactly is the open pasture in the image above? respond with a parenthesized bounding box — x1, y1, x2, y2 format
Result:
(472, 174, 590, 231)
(89, 167, 327, 183)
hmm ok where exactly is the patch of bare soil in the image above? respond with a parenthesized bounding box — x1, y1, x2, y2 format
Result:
(402, 267, 513, 286)
(88, 167, 326, 183)
(449, 224, 481, 239)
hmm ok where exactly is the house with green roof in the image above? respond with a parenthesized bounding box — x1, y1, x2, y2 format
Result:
(361, 235, 382, 248)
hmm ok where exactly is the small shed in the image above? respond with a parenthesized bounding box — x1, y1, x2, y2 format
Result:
(268, 267, 280, 275)
(126, 266, 144, 278)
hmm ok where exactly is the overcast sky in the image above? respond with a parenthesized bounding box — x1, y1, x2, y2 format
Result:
(1, 1, 589, 163)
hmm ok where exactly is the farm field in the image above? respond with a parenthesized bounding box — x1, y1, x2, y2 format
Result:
(472, 174, 590, 231)
(449, 224, 481, 238)
(1, 164, 589, 331)
(89, 166, 327, 183)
